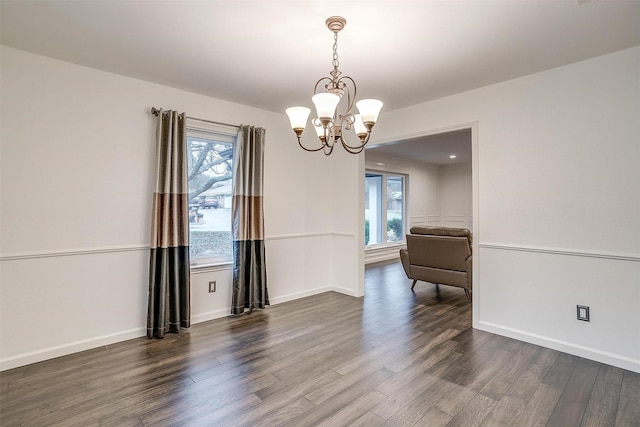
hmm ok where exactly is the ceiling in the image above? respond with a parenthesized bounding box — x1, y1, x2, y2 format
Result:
(367, 129, 472, 165)
(2, 1, 638, 163)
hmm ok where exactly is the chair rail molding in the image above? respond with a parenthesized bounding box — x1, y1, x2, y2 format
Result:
(479, 242, 640, 262)
(0, 244, 150, 262)
(265, 232, 354, 241)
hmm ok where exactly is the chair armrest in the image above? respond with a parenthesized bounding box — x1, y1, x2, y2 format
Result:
(400, 249, 411, 279)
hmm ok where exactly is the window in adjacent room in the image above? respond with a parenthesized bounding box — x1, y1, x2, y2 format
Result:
(365, 172, 406, 246)
(186, 119, 237, 266)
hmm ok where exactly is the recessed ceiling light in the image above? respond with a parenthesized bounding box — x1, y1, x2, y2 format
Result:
(449, 155, 457, 159)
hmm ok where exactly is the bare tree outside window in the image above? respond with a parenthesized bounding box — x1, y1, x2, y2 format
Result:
(187, 135, 234, 265)
(188, 139, 233, 200)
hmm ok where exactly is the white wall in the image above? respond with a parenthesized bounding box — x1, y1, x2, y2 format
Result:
(2, 45, 638, 374)
(439, 164, 473, 230)
(370, 46, 640, 372)
(0, 47, 358, 370)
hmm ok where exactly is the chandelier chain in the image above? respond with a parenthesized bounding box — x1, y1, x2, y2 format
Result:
(332, 32, 340, 70)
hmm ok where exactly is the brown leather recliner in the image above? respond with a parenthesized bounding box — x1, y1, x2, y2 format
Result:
(399, 226, 473, 302)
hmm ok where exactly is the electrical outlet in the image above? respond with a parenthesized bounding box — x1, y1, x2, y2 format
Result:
(577, 305, 590, 322)
(209, 281, 216, 293)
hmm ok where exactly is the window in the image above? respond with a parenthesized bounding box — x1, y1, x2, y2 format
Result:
(186, 120, 237, 266)
(365, 172, 405, 246)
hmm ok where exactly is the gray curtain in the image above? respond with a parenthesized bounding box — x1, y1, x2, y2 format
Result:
(147, 109, 191, 338)
(231, 125, 269, 314)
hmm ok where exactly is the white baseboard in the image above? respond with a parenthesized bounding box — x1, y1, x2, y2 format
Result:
(191, 308, 232, 324)
(0, 327, 146, 372)
(477, 321, 640, 374)
(192, 286, 352, 324)
(327, 285, 360, 297)
(192, 285, 358, 325)
(1, 286, 357, 372)
(269, 285, 358, 305)
(365, 245, 402, 265)
(365, 254, 400, 265)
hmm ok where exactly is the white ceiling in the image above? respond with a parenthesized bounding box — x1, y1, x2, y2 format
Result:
(368, 128, 472, 165)
(2, 1, 639, 163)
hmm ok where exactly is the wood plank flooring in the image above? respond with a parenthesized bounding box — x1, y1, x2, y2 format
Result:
(1, 260, 639, 426)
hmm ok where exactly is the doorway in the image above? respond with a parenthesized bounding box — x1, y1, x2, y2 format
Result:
(358, 123, 478, 325)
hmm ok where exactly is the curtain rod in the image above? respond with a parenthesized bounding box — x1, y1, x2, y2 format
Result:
(150, 107, 239, 129)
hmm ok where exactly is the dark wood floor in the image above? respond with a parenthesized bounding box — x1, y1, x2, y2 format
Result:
(2, 261, 639, 426)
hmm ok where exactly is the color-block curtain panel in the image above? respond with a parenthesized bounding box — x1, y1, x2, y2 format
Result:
(231, 125, 269, 315)
(147, 109, 191, 338)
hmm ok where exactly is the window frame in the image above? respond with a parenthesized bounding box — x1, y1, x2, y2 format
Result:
(185, 118, 238, 269)
(365, 170, 407, 248)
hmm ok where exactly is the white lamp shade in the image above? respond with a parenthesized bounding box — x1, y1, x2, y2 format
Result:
(312, 93, 340, 119)
(353, 114, 367, 135)
(356, 99, 383, 124)
(286, 106, 310, 130)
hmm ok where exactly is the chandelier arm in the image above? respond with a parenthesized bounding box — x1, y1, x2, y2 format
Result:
(314, 77, 334, 94)
(340, 112, 355, 131)
(341, 141, 366, 154)
(339, 76, 357, 115)
(340, 131, 371, 153)
(297, 136, 327, 152)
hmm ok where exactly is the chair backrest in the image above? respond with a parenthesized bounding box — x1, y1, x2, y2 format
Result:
(406, 227, 472, 272)
(409, 226, 472, 246)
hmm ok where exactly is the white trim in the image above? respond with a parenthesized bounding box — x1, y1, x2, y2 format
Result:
(365, 253, 401, 265)
(410, 215, 427, 227)
(442, 215, 466, 222)
(479, 243, 640, 262)
(365, 241, 406, 251)
(0, 285, 350, 371)
(190, 263, 233, 273)
(0, 232, 360, 261)
(364, 120, 480, 325)
(367, 121, 479, 150)
(263, 285, 360, 306)
(186, 117, 239, 138)
(191, 308, 231, 324)
(365, 241, 405, 265)
(0, 244, 149, 261)
(0, 327, 146, 372)
(427, 215, 441, 224)
(471, 121, 480, 329)
(478, 321, 640, 374)
(332, 232, 356, 238)
(265, 232, 353, 241)
(356, 153, 366, 297)
(192, 286, 359, 326)
(328, 285, 361, 298)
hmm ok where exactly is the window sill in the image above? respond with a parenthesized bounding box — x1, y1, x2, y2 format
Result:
(190, 261, 233, 273)
(365, 241, 406, 252)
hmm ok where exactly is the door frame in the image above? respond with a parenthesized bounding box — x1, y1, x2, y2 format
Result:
(357, 121, 480, 328)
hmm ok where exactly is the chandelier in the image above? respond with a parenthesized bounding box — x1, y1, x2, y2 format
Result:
(286, 16, 383, 155)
